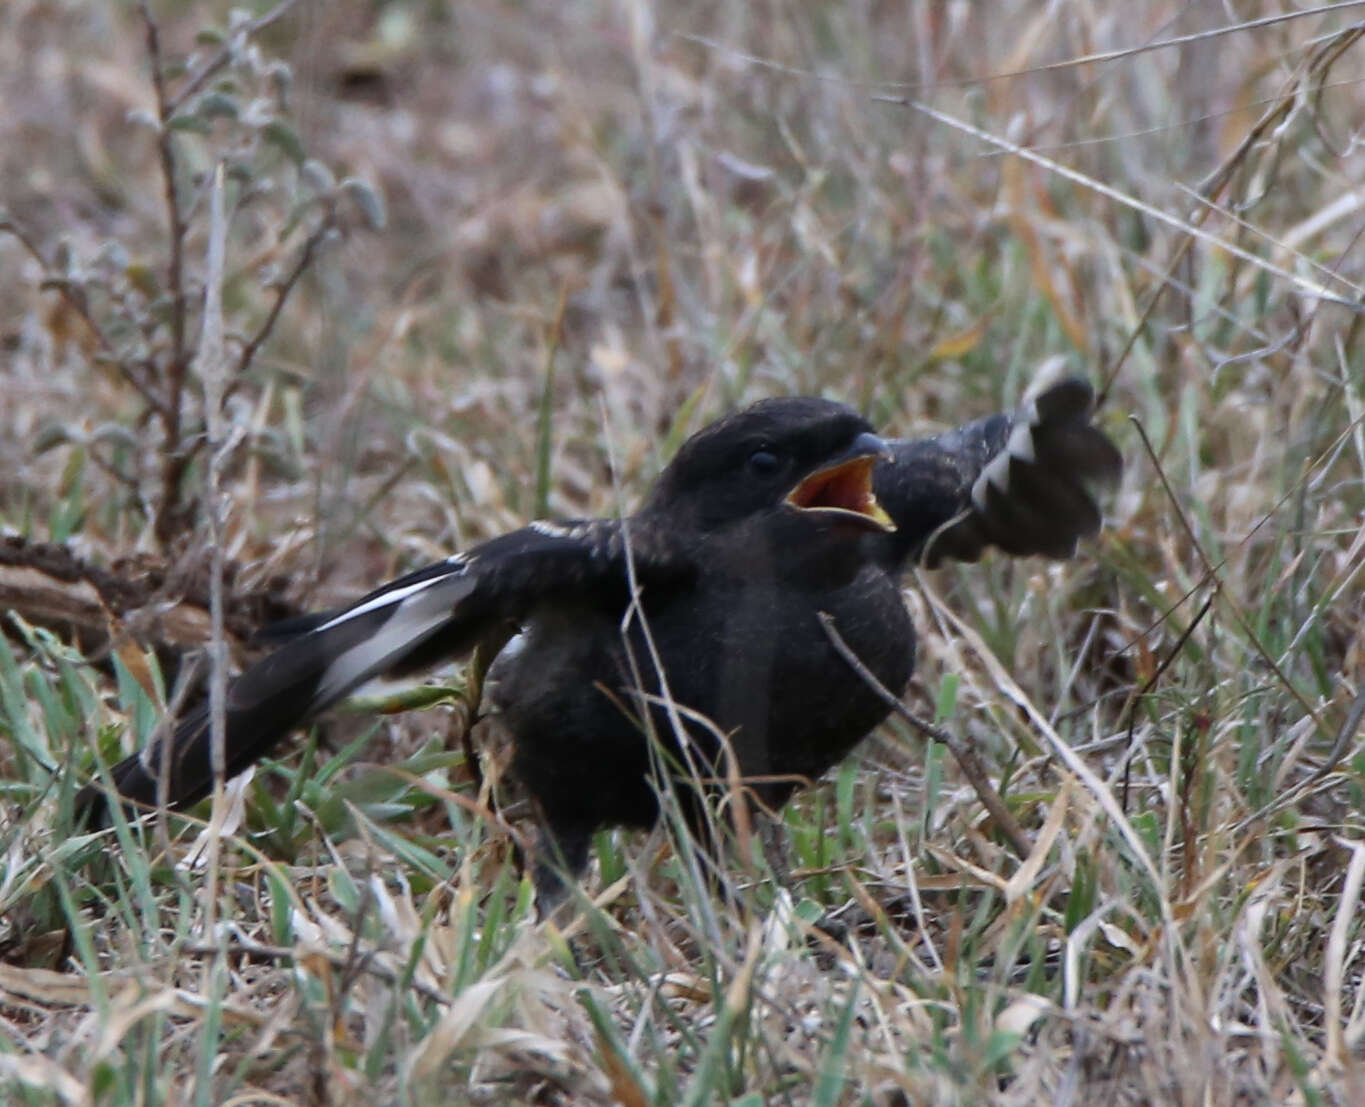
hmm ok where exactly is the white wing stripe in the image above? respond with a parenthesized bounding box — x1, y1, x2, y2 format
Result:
(316, 569, 468, 631)
(971, 452, 1013, 512)
(1006, 421, 1036, 464)
(313, 575, 477, 706)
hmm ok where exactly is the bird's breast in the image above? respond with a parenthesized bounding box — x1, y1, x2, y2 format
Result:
(493, 561, 914, 812)
(634, 562, 914, 783)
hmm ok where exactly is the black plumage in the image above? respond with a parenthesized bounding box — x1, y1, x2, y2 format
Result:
(77, 375, 1120, 903)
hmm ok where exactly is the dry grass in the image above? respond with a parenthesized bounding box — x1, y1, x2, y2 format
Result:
(2, 0, 1365, 1103)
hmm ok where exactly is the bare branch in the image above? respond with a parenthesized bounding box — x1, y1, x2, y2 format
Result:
(138, 3, 189, 387)
(139, 3, 195, 548)
(818, 612, 1034, 860)
(234, 208, 337, 382)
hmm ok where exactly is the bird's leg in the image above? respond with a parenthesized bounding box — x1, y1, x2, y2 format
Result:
(528, 818, 594, 919)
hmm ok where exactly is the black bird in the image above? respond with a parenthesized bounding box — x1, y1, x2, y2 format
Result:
(77, 374, 1120, 903)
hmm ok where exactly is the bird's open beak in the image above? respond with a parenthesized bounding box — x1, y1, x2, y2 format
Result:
(785, 434, 897, 532)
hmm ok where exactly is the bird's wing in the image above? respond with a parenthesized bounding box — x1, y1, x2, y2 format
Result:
(874, 374, 1122, 568)
(78, 517, 686, 819)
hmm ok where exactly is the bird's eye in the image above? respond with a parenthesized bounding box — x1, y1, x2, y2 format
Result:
(747, 448, 781, 477)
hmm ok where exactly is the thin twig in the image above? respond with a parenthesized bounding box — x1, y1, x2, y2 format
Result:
(818, 612, 1033, 861)
(199, 162, 231, 955)
(139, 3, 188, 383)
(139, 2, 193, 547)
(1128, 416, 1325, 732)
(870, 97, 1362, 306)
(85, 442, 141, 493)
(234, 209, 336, 382)
(1233, 685, 1365, 835)
(95, 354, 172, 418)
(165, 0, 300, 118)
(202, 163, 231, 791)
(182, 211, 338, 474)
(1100, 23, 1365, 404)
(1310, 686, 1365, 787)
(679, 5, 1365, 93)
(1118, 591, 1215, 811)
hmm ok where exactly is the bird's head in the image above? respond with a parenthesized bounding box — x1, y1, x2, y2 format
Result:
(644, 397, 896, 537)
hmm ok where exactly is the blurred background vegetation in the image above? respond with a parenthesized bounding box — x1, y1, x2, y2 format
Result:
(1, 1, 1363, 1104)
